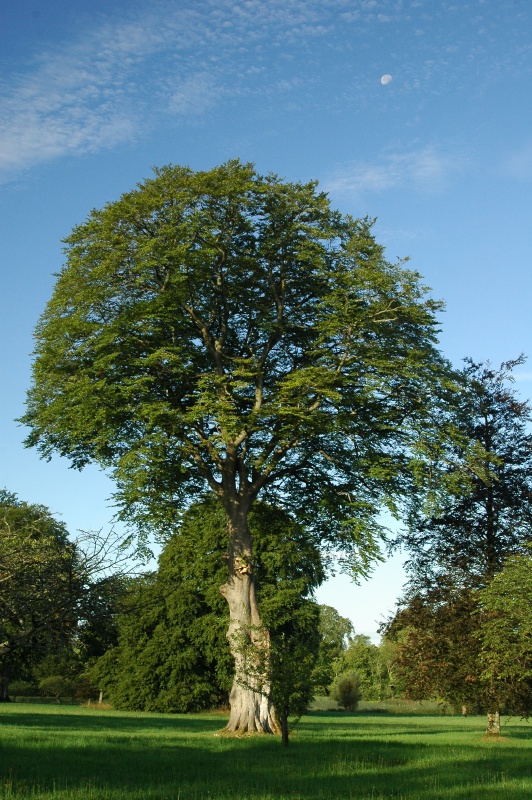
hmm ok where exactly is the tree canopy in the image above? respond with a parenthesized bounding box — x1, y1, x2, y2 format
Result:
(384, 585, 485, 713)
(401, 358, 532, 590)
(0, 487, 138, 702)
(386, 359, 532, 731)
(478, 549, 532, 718)
(22, 160, 452, 732)
(335, 634, 394, 701)
(311, 605, 354, 694)
(0, 490, 82, 700)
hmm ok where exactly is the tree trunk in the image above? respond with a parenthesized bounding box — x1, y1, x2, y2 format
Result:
(0, 667, 10, 702)
(486, 710, 500, 736)
(280, 709, 289, 747)
(219, 505, 279, 735)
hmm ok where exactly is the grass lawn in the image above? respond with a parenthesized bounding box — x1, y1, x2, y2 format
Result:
(0, 704, 531, 799)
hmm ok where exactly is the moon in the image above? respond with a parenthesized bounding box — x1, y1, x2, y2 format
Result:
(380, 74, 392, 85)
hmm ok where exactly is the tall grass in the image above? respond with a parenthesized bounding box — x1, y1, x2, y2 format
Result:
(0, 703, 530, 799)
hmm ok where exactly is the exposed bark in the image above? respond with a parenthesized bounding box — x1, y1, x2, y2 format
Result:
(219, 502, 279, 734)
(486, 710, 501, 736)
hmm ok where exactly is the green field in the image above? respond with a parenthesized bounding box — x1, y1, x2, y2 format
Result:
(0, 704, 531, 800)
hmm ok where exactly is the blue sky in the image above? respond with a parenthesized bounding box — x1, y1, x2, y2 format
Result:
(1, 0, 531, 640)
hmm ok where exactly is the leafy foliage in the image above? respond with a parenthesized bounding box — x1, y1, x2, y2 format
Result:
(23, 160, 449, 570)
(0, 488, 138, 702)
(95, 497, 322, 714)
(478, 550, 532, 716)
(386, 359, 532, 715)
(38, 676, 75, 702)
(402, 358, 532, 590)
(21, 160, 455, 728)
(268, 621, 320, 744)
(334, 634, 396, 700)
(385, 586, 486, 712)
(331, 672, 362, 711)
(0, 489, 82, 698)
(312, 605, 354, 694)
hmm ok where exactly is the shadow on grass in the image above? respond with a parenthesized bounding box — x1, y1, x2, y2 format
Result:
(1, 708, 531, 799)
(0, 709, 222, 735)
(499, 725, 532, 741)
(303, 712, 477, 738)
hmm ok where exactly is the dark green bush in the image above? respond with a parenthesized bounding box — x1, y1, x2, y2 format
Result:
(332, 672, 362, 712)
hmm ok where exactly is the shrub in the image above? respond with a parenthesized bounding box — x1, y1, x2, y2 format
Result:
(9, 680, 37, 698)
(331, 672, 362, 712)
(38, 676, 74, 702)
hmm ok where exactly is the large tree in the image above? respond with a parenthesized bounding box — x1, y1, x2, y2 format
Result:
(387, 359, 532, 732)
(22, 160, 450, 732)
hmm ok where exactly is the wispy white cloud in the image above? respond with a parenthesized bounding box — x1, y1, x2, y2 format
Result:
(0, 0, 342, 183)
(324, 146, 461, 197)
(0, 17, 168, 181)
(0, 0, 530, 183)
(168, 73, 221, 116)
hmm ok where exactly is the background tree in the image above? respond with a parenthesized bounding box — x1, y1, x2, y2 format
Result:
(0, 489, 82, 701)
(334, 634, 393, 700)
(37, 675, 74, 704)
(93, 500, 233, 712)
(94, 497, 322, 723)
(0, 489, 136, 702)
(75, 571, 130, 665)
(92, 571, 228, 712)
(387, 558, 532, 735)
(22, 160, 451, 732)
(387, 359, 532, 732)
(384, 584, 485, 713)
(376, 638, 405, 699)
(478, 549, 532, 728)
(331, 672, 361, 712)
(31, 570, 129, 703)
(312, 605, 354, 695)
(401, 358, 532, 590)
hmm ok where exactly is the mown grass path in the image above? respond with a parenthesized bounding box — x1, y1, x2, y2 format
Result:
(0, 704, 530, 799)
